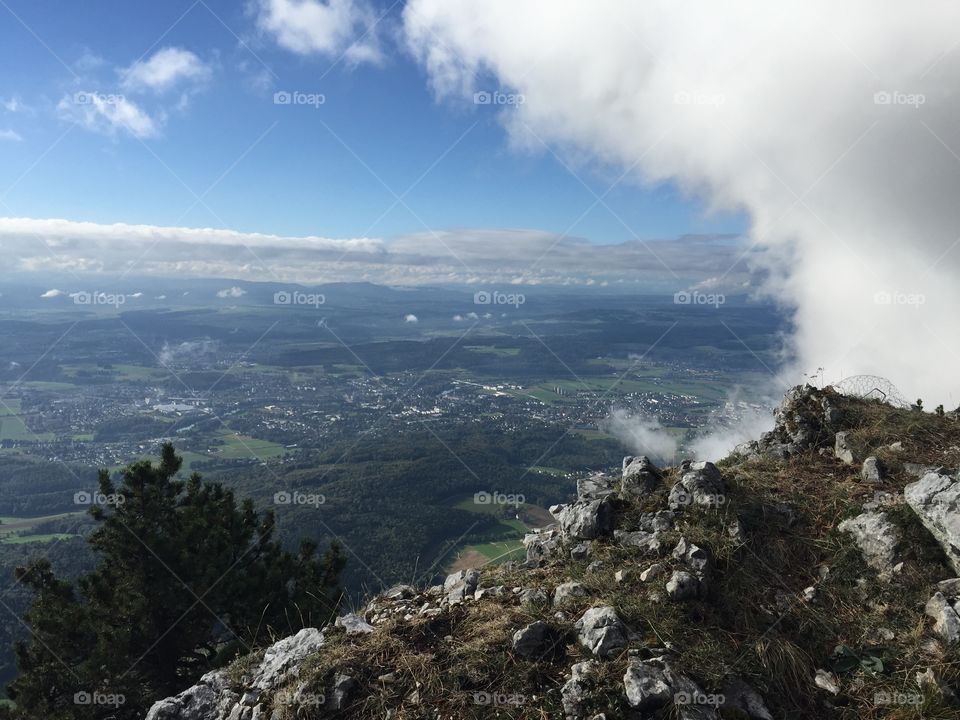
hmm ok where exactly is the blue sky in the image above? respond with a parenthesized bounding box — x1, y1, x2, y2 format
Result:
(0, 0, 746, 247)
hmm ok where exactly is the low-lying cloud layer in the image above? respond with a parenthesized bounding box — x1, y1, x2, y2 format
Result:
(0, 216, 748, 291)
(403, 0, 960, 405)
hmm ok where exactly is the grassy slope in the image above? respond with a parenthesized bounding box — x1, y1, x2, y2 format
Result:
(225, 395, 960, 719)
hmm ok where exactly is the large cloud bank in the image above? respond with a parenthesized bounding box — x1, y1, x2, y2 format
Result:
(403, 0, 960, 405)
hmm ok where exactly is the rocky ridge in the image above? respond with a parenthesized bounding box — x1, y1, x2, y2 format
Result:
(144, 385, 960, 719)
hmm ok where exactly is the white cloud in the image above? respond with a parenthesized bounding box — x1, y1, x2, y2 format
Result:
(120, 47, 211, 93)
(40, 289, 65, 298)
(0, 216, 749, 290)
(404, 0, 960, 406)
(256, 0, 383, 64)
(0, 129, 22, 142)
(57, 92, 158, 139)
(1, 97, 25, 113)
(601, 408, 678, 465)
(217, 286, 247, 298)
(404, 313, 418, 323)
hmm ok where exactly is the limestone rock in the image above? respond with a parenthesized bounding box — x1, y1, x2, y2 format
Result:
(861, 456, 884, 483)
(621, 455, 662, 497)
(335, 613, 374, 636)
(669, 461, 725, 510)
(443, 568, 481, 605)
(550, 498, 614, 540)
(905, 470, 960, 574)
(623, 659, 673, 710)
(837, 511, 902, 579)
(554, 581, 589, 606)
(666, 570, 701, 601)
(251, 628, 326, 691)
(512, 620, 561, 659)
(574, 606, 628, 658)
(835, 431, 856, 464)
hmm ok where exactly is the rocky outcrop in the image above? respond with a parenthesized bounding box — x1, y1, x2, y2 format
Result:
(145, 628, 326, 720)
(837, 511, 902, 579)
(621, 455, 662, 496)
(926, 578, 960, 645)
(550, 497, 614, 540)
(743, 384, 843, 458)
(905, 470, 960, 574)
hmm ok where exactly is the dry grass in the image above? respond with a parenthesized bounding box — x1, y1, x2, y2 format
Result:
(222, 394, 960, 718)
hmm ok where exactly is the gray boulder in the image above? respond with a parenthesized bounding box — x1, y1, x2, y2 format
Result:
(614, 529, 663, 554)
(623, 659, 673, 710)
(574, 606, 628, 658)
(672, 537, 711, 575)
(577, 473, 616, 501)
(561, 661, 597, 719)
(621, 455, 662, 497)
(444, 568, 481, 605)
(524, 527, 562, 568)
(926, 589, 960, 645)
(550, 497, 614, 540)
(570, 541, 592, 562)
(335, 613, 374, 635)
(512, 620, 560, 659)
(861, 456, 884, 483)
(835, 431, 856, 464)
(666, 570, 701, 601)
(905, 470, 960, 574)
(251, 628, 326, 690)
(145, 671, 232, 720)
(755, 384, 843, 457)
(669, 461, 725, 510)
(837, 511, 902, 579)
(326, 673, 356, 711)
(554, 581, 589, 606)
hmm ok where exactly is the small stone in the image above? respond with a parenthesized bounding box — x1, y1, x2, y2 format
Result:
(639, 563, 665, 582)
(814, 669, 840, 695)
(861, 456, 884, 483)
(571, 542, 592, 562)
(666, 570, 700, 601)
(835, 431, 856, 464)
(554, 581, 589, 606)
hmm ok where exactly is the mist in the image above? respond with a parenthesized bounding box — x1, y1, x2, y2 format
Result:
(602, 408, 679, 465)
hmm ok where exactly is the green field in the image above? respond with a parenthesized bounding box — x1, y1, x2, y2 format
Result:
(1, 533, 75, 545)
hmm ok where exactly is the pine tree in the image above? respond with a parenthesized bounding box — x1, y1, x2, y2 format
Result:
(4, 444, 344, 719)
